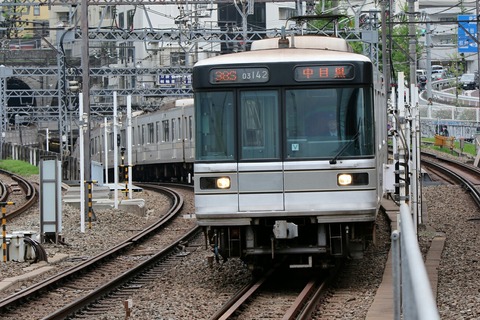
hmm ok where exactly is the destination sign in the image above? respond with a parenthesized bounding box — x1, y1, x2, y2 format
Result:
(294, 65, 354, 81)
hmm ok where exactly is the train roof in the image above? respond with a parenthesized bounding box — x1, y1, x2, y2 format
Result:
(250, 36, 353, 52)
(194, 36, 371, 67)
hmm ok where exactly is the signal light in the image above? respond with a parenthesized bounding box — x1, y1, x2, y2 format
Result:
(68, 80, 80, 92)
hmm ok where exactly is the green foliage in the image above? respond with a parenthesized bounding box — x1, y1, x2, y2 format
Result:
(0, 159, 39, 176)
(390, 14, 423, 81)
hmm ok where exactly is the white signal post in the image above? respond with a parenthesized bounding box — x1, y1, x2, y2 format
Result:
(113, 92, 119, 209)
(104, 117, 109, 185)
(79, 93, 85, 233)
(127, 95, 133, 199)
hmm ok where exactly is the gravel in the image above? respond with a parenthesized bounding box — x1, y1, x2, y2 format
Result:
(1, 171, 479, 319)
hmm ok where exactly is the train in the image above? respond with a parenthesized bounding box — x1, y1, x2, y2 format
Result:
(90, 98, 195, 183)
(90, 33, 389, 271)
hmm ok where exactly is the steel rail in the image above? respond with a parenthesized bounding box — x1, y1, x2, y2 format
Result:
(0, 185, 185, 314)
(421, 154, 480, 207)
(0, 169, 38, 220)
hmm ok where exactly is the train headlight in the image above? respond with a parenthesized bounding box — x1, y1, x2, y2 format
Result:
(337, 173, 369, 186)
(200, 177, 232, 189)
(338, 174, 352, 186)
(216, 177, 231, 189)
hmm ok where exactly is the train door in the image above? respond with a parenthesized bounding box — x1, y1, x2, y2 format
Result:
(237, 90, 284, 211)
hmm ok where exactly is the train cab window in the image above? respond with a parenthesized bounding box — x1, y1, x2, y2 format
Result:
(285, 87, 374, 159)
(240, 90, 280, 160)
(195, 91, 235, 161)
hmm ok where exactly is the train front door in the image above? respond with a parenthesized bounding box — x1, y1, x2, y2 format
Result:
(237, 90, 285, 212)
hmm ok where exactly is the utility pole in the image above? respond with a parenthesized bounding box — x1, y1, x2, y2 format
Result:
(426, 16, 432, 99)
(381, 0, 390, 97)
(408, 0, 417, 87)
(476, 0, 480, 109)
(81, 0, 91, 216)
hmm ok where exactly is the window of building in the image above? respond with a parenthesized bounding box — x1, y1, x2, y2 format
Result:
(279, 7, 296, 20)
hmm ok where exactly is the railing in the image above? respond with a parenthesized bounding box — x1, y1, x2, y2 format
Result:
(429, 78, 480, 108)
(391, 203, 440, 320)
(0, 142, 79, 181)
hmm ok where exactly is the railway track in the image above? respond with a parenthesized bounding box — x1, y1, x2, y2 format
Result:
(0, 184, 200, 319)
(210, 265, 339, 320)
(421, 151, 480, 206)
(0, 169, 38, 220)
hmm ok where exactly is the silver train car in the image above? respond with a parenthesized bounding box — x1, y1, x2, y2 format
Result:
(192, 35, 388, 269)
(90, 98, 195, 183)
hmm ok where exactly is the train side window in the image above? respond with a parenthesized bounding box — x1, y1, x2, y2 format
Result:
(156, 121, 160, 143)
(141, 124, 145, 145)
(162, 120, 169, 142)
(147, 123, 154, 144)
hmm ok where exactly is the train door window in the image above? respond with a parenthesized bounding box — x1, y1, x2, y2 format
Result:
(172, 118, 176, 141)
(132, 127, 136, 145)
(156, 121, 160, 143)
(239, 90, 280, 160)
(194, 91, 235, 161)
(141, 124, 145, 145)
(189, 116, 193, 140)
(147, 123, 154, 144)
(120, 129, 126, 148)
(183, 117, 188, 140)
(109, 132, 113, 151)
(178, 117, 181, 140)
(163, 120, 170, 142)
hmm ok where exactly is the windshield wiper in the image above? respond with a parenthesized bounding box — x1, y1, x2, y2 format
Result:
(329, 131, 360, 164)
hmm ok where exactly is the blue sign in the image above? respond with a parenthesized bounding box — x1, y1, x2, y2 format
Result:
(458, 15, 477, 53)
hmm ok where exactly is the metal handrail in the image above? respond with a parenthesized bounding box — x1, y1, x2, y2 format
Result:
(391, 203, 440, 320)
(429, 78, 480, 107)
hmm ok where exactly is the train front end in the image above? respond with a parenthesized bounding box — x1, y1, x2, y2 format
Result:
(193, 36, 387, 269)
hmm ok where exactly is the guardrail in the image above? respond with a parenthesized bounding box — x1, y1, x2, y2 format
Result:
(429, 78, 480, 107)
(391, 203, 440, 320)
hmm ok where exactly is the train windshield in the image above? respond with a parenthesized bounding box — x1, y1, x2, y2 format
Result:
(195, 86, 374, 161)
(195, 91, 235, 161)
(286, 87, 374, 159)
